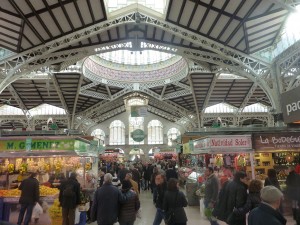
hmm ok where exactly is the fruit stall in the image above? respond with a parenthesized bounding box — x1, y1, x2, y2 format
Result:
(0, 136, 100, 224)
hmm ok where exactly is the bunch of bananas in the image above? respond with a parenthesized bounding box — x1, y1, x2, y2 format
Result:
(49, 199, 62, 218)
(39, 186, 59, 196)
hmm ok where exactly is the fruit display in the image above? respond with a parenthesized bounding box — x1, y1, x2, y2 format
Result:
(0, 186, 59, 197)
(39, 186, 59, 196)
(49, 198, 62, 218)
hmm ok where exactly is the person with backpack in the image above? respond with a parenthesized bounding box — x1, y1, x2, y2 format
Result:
(59, 172, 81, 225)
(17, 172, 40, 225)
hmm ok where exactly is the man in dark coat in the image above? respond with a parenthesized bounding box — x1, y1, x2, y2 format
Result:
(248, 186, 286, 225)
(214, 171, 248, 225)
(91, 173, 127, 225)
(117, 163, 129, 183)
(226, 171, 248, 225)
(59, 172, 81, 225)
(204, 167, 220, 225)
(286, 166, 300, 222)
(17, 172, 39, 225)
(165, 164, 178, 181)
(153, 172, 167, 225)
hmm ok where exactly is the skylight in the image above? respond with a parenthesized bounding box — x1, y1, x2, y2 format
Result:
(204, 103, 237, 113)
(105, 0, 167, 14)
(0, 105, 24, 115)
(254, 6, 300, 61)
(29, 104, 66, 115)
(243, 103, 268, 113)
(98, 50, 175, 65)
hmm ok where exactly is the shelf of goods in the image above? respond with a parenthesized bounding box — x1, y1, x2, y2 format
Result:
(0, 136, 98, 190)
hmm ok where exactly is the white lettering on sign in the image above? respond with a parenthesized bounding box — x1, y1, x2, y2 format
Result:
(193, 135, 252, 152)
(286, 100, 300, 115)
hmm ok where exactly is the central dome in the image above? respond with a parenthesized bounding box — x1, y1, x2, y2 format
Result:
(98, 50, 175, 65)
(83, 48, 188, 87)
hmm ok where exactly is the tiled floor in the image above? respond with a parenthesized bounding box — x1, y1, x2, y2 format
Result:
(7, 190, 297, 225)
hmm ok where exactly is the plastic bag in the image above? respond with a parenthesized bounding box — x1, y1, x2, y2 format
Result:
(75, 208, 80, 224)
(32, 203, 43, 219)
(136, 208, 142, 219)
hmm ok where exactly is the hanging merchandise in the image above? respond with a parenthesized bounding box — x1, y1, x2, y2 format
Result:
(215, 154, 224, 167)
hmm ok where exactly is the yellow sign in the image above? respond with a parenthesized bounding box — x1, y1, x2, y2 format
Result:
(183, 143, 191, 154)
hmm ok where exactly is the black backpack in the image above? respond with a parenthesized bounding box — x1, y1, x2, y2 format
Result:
(63, 184, 75, 198)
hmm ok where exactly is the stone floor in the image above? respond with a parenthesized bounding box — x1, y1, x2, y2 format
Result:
(7, 190, 297, 225)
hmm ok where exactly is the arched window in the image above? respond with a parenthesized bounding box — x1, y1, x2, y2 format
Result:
(109, 120, 125, 145)
(167, 128, 181, 146)
(91, 128, 105, 145)
(148, 120, 163, 144)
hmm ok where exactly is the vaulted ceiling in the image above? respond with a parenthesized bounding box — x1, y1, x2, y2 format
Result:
(0, 0, 299, 130)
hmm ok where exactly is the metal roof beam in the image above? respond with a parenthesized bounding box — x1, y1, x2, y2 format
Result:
(7, 84, 32, 121)
(71, 75, 83, 129)
(50, 73, 70, 115)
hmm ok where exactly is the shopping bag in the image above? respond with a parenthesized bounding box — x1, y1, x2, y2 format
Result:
(32, 203, 43, 219)
(75, 207, 80, 224)
(199, 198, 205, 219)
(136, 208, 142, 219)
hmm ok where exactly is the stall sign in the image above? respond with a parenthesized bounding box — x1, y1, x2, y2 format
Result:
(193, 135, 252, 153)
(253, 133, 300, 151)
(0, 139, 75, 151)
(183, 143, 191, 154)
(105, 149, 121, 153)
(281, 85, 300, 123)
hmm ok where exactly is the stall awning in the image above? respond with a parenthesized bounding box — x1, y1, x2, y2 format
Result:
(193, 135, 252, 154)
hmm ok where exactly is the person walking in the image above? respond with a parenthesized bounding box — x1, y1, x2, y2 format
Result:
(217, 171, 248, 225)
(118, 180, 140, 225)
(153, 172, 167, 225)
(17, 172, 40, 225)
(118, 163, 130, 183)
(165, 164, 178, 181)
(203, 167, 220, 225)
(234, 179, 263, 216)
(85, 172, 97, 223)
(286, 166, 300, 222)
(248, 185, 286, 225)
(125, 172, 139, 197)
(59, 172, 81, 225)
(91, 173, 127, 225)
(265, 169, 281, 189)
(163, 178, 188, 225)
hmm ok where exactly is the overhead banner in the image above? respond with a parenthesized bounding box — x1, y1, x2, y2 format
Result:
(253, 133, 300, 151)
(131, 105, 148, 117)
(281, 85, 300, 123)
(193, 135, 252, 153)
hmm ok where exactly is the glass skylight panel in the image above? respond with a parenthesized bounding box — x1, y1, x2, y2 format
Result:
(218, 73, 246, 79)
(99, 50, 174, 65)
(243, 103, 268, 113)
(105, 0, 167, 14)
(29, 103, 66, 115)
(205, 103, 237, 113)
(0, 105, 24, 115)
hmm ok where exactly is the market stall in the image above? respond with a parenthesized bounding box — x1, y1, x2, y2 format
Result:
(129, 148, 145, 162)
(252, 132, 300, 185)
(153, 148, 177, 161)
(100, 148, 125, 163)
(0, 136, 99, 223)
(193, 135, 254, 178)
